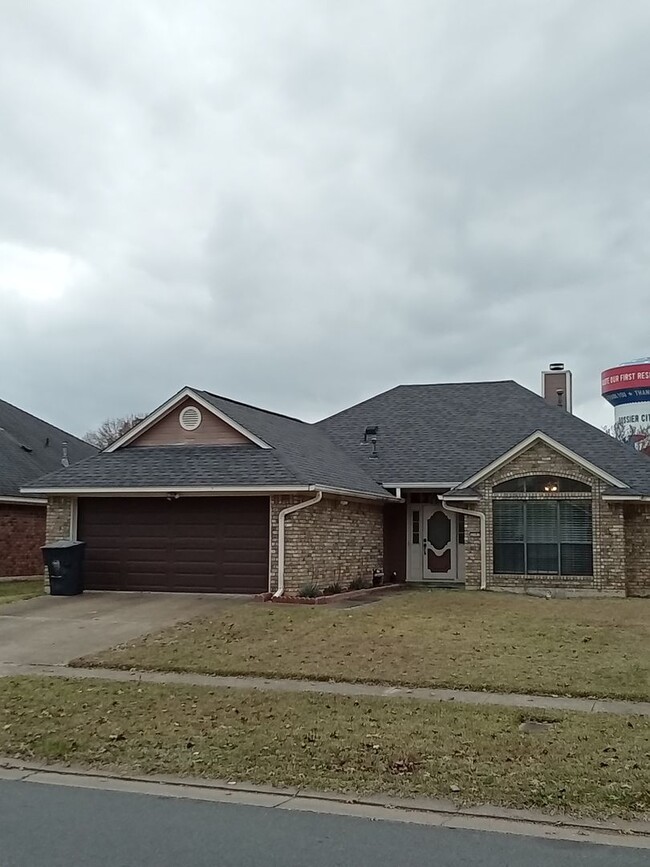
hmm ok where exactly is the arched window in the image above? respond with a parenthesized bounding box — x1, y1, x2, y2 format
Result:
(493, 476, 593, 576)
(493, 476, 591, 493)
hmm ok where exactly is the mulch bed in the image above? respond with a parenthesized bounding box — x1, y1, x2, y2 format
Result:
(255, 582, 410, 605)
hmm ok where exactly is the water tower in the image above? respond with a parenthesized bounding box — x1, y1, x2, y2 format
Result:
(601, 358, 650, 452)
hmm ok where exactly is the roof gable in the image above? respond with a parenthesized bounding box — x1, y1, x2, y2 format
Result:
(25, 388, 391, 499)
(106, 388, 272, 451)
(457, 430, 628, 489)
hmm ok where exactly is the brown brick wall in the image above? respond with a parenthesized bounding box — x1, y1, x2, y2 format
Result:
(269, 495, 383, 593)
(624, 505, 650, 597)
(465, 441, 627, 596)
(0, 504, 46, 578)
(462, 509, 483, 591)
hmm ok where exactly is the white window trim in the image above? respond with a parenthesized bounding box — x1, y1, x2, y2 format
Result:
(104, 387, 272, 452)
(457, 431, 628, 491)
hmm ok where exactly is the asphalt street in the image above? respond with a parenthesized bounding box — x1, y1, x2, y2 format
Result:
(0, 779, 646, 867)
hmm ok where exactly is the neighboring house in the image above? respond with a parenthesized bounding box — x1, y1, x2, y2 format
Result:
(0, 398, 96, 579)
(22, 367, 650, 597)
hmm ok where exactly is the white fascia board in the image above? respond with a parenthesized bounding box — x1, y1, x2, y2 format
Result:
(381, 482, 461, 489)
(21, 484, 397, 502)
(0, 495, 47, 505)
(318, 485, 399, 502)
(602, 495, 649, 502)
(104, 387, 272, 452)
(458, 431, 628, 490)
(441, 496, 481, 503)
(20, 485, 312, 496)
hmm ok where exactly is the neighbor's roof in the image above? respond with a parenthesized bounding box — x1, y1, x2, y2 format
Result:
(317, 381, 650, 494)
(0, 398, 96, 499)
(24, 390, 391, 498)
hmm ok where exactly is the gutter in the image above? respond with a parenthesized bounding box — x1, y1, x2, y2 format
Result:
(441, 499, 487, 591)
(0, 496, 47, 506)
(274, 490, 323, 598)
(20, 485, 395, 502)
(602, 496, 650, 503)
(20, 485, 317, 496)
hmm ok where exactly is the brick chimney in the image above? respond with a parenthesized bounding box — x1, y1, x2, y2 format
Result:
(542, 363, 572, 412)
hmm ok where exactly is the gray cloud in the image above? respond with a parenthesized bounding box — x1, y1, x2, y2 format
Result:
(1, 0, 649, 437)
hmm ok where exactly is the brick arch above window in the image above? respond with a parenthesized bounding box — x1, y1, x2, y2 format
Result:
(493, 475, 592, 494)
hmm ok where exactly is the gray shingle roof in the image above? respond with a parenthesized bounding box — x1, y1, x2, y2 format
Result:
(25, 380, 650, 499)
(23, 446, 299, 489)
(317, 381, 650, 494)
(0, 398, 96, 498)
(25, 391, 390, 498)
(198, 392, 389, 497)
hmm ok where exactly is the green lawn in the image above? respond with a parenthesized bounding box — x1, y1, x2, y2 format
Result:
(0, 676, 647, 820)
(79, 591, 650, 701)
(0, 580, 43, 606)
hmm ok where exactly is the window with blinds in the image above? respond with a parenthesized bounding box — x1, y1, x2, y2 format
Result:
(493, 500, 592, 576)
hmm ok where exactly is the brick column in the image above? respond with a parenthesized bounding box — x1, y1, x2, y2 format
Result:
(43, 497, 75, 591)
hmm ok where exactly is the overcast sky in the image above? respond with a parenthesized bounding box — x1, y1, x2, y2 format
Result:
(1, 1, 649, 438)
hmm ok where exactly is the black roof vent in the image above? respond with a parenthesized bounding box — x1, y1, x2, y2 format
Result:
(363, 425, 379, 443)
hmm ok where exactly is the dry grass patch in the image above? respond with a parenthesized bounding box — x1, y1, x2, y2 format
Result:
(81, 591, 650, 701)
(0, 676, 648, 820)
(0, 580, 43, 606)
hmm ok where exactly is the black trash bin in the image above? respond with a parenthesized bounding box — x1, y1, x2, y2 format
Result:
(42, 540, 86, 596)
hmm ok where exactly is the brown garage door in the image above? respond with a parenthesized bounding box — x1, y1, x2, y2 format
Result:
(77, 497, 269, 593)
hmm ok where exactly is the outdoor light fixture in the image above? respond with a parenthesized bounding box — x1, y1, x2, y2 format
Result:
(543, 480, 559, 492)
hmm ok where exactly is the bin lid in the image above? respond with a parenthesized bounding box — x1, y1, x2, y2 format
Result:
(41, 540, 86, 550)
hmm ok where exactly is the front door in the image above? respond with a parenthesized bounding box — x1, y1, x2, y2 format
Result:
(422, 504, 457, 583)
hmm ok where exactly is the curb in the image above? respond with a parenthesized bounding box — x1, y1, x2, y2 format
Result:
(1, 756, 649, 847)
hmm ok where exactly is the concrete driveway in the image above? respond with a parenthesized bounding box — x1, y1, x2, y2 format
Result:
(0, 592, 245, 666)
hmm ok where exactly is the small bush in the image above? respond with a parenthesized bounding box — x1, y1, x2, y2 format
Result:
(322, 582, 343, 596)
(347, 576, 371, 591)
(297, 582, 322, 598)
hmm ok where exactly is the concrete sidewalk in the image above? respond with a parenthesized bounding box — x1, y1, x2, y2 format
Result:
(2, 662, 649, 717)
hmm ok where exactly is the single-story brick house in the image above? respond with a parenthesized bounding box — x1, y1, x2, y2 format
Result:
(0, 398, 96, 579)
(22, 369, 650, 597)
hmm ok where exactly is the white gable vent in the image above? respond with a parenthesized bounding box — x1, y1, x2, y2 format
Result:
(179, 405, 202, 431)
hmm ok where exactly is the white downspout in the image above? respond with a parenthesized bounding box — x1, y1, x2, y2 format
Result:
(273, 490, 323, 597)
(441, 501, 488, 591)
